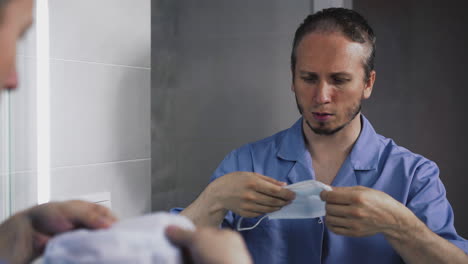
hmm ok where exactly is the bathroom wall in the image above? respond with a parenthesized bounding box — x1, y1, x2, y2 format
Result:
(10, 0, 151, 219)
(355, 0, 468, 238)
(152, 0, 312, 210)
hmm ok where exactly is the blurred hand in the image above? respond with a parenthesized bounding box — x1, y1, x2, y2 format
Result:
(0, 200, 117, 264)
(166, 225, 252, 264)
(206, 172, 296, 218)
(320, 186, 415, 238)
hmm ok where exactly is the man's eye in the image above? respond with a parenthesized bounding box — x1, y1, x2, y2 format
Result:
(301, 76, 318, 83)
(333, 78, 349, 85)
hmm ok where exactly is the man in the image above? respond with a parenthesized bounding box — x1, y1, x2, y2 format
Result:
(0, 0, 252, 263)
(179, 8, 468, 263)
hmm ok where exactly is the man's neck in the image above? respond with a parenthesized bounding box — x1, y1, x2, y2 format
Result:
(303, 114, 362, 163)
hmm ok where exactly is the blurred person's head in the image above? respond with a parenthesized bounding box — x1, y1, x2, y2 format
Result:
(0, 0, 33, 92)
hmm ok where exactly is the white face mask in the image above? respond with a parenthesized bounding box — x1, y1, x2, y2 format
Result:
(237, 180, 332, 231)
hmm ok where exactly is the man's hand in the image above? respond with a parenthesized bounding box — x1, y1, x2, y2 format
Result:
(320, 186, 415, 238)
(206, 172, 296, 218)
(165, 225, 253, 264)
(0, 200, 117, 264)
(181, 172, 296, 226)
(320, 186, 468, 264)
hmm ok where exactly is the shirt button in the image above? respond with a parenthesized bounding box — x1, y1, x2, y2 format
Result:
(318, 218, 323, 224)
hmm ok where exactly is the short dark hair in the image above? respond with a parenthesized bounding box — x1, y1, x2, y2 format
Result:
(291, 8, 376, 81)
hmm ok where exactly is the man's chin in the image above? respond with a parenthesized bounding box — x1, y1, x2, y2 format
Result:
(311, 127, 340, 136)
(305, 120, 346, 136)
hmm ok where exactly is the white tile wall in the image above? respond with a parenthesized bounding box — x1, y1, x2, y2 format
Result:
(10, 56, 37, 173)
(46, 0, 151, 218)
(49, 0, 150, 68)
(0, 93, 10, 176)
(51, 159, 151, 219)
(7, 0, 151, 219)
(11, 171, 37, 212)
(16, 20, 37, 57)
(50, 60, 150, 168)
(1, 18, 38, 221)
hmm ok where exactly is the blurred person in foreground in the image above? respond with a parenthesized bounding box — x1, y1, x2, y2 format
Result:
(0, 0, 252, 263)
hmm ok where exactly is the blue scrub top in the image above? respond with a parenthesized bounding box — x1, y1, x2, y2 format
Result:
(204, 115, 467, 264)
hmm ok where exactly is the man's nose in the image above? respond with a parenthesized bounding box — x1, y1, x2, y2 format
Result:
(314, 81, 332, 104)
(4, 69, 18, 90)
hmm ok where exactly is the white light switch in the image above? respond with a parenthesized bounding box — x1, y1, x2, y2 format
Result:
(61, 192, 112, 209)
(79, 192, 112, 209)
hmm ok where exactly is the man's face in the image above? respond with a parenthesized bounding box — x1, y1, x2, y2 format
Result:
(0, 0, 34, 91)
(292, 32, 375, 135)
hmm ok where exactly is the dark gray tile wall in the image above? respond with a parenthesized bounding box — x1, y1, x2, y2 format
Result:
(152, 0, 311, 210)
(355, 0, 468, 238)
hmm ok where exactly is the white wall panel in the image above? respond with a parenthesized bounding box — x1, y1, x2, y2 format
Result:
(46, 0, 151, 218)
(49, 0, 150, 68)
(10, 57, 37, 173)
(50, 61, 150, 168)
(16, 20, 37, 57)
(51, 159, 151, 219)
(8, 0, 152, 218)
(11, 171, 37, 212)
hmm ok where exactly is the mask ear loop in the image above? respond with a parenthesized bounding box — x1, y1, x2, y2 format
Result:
(236, 215, 268, 231)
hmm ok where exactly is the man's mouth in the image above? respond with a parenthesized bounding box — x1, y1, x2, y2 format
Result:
(312, 112, 333, 122)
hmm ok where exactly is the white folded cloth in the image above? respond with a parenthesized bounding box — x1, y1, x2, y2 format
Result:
(43, 212, 195, 264)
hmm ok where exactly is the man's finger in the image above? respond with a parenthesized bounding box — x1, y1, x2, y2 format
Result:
(28, 201, 117, 235)
(256, 182, 296, 201)
(325, 214, 350, 229)
(256, 174, 287, 187)
(165, 225, 195, 247)
(254, 179, 296, 201)
(31, 231, 50, 259)
(320, 187, 355, 205)
(62, 200, 117, 229)
(242, 202, 282, 214)
(325, 203, 351, 217)
(253, 192, 291, 207)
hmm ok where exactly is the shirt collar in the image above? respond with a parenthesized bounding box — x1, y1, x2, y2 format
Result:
(277, 118, 308, 164)
(277, 115, 380, 171)
(348, 115, 380, 171)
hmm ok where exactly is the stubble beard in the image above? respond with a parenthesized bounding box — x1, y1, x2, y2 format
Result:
(295, 95, 362, 136)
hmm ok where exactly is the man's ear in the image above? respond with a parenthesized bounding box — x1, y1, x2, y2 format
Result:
(363, 70, 376, 99)
(291, 67, 295, 93)
(291, 69, 296, 92)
